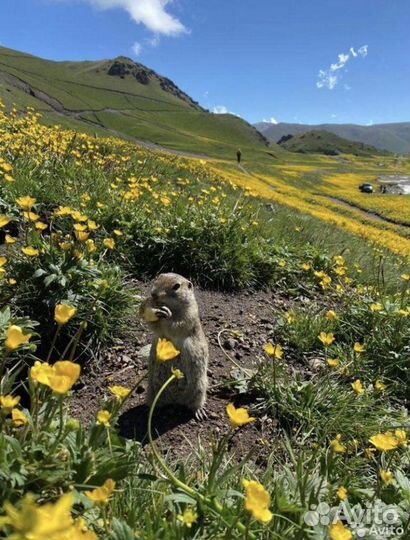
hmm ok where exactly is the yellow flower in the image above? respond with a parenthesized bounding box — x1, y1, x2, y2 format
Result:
(325, 310, 338, 320)
(329, 521, 352, 540)
(75, 230, 89, 242)
(370, 303, 383, 313)
(0, 493, 75, 539)
(351, 379, 364, 395)
(286, 312, 295, 324)
(327, 358, 339, 368)
(156, 338, 180, 362)
(160, 196, 171, 206)
(5, 325, 32, 350)
(301, 262, 311, 271)
(334, 255, 345, 266)
(23, 211, 40, 221)
(5, 234, 16, 244)
(226, 403, 255, 428)
(35, 221, 48, 231)
(103, 238, 115, 250)
(264, 342, 283, 359)
(73, 223, 87, 232)
(22, 246, 40, 257)
(375, 380, 386, 392)
(109, 385, 131, 401)
(318, 332, 335, 347)
(177, 508, 198, 528)
(380, 470, 394, 485)
(401, 273, 410, 282)
(87, 220, 98, 231)
(369, 432, 399, 452)
(337, 486, 348, 501)
(55, 304, 77, 325)
(16, 195, 36, 210)
(242, 480, 272, 523)
(11, 408, 28, 427)
(85, 478, 116, 505)
(353, 342, 365, 353)
(330, 434, 346, 454)
(0, 256, 7, 267)
(395, 429, 407, 448)
(0, 394, 21, 412)
(0, 215, 11, 228)
(97, 409, 112, 427)
(48, 361, 81, 394)
(30, 361, 55, 386)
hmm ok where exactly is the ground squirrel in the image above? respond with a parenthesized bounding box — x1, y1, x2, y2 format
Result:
(140, 273, 209, 419)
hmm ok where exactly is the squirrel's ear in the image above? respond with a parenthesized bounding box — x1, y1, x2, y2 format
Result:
(187, 281, 193, 289)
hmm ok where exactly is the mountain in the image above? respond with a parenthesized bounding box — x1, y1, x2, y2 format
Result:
(255, 121, 410, 154)
(0, 46, 268, 158)
(277, 129, 388, 156)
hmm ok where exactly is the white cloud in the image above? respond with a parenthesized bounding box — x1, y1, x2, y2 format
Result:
(131, 41, 142, 57)
(262, 116, 278, 124)
(331, 113, 337, 119)
(55, 0, 187, 36)
(212, 105, 229, 114)
(316, 45, 368, 90)
(358, 45, 368, 57)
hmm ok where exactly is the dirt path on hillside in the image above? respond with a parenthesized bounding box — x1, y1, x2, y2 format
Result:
(321, 195, 410, 229)
(70, 282, 318, 463)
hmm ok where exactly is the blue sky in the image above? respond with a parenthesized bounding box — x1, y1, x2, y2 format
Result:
(0, 0, 409, 125)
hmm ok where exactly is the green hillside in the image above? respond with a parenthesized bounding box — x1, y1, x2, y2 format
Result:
(0, 46, 268, 158)
(277, 129, 388, 156)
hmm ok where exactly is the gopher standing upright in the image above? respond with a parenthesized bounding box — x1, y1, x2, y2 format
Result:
(140, 273, 208, 419)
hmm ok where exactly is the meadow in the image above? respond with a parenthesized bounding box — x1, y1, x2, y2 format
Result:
(0, 103, 409, 540)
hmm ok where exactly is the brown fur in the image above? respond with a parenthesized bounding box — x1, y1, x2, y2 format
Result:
(140, 273, 208, 412)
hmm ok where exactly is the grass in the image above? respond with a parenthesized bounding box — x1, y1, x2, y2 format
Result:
(0, 104, 410, 540)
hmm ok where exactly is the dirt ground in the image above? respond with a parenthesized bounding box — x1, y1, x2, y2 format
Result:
(70, 281, 298, 463)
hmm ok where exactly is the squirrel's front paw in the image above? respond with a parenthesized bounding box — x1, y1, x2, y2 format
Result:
(154, 306, 172, 319)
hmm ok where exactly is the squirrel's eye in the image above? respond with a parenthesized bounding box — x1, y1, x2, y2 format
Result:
(172, 283, 181, 291)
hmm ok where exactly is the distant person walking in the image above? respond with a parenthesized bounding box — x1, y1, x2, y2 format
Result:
(236, 149, 242, 164)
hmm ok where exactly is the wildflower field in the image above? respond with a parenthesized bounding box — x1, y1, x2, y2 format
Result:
(0, 103, 409, 540)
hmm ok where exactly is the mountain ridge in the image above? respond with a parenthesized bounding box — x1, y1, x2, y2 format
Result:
(255, 121, 410, 154)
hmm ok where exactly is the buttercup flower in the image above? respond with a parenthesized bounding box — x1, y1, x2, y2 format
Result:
(54, 304, 77, 325)
(330, 434, 346, 454)
(177, 508, 198, 528)
(22, 246, 40, 257)
(97, 410, 112, 427)
(103, 238, 115, 250)
(16, 195, 36, 210)
(109, 385, 131, 401)
(353, 342, 365, 353)
(327, 358, 339, 368)
(0, 215, 11, 228)
(369, 432, 399, 452)
(326, 310, 338, 320)
(5, 325, 32, 350)
(0, 394, 21, 412)
(85, 479, 116, 505)
(351, 379, 364, 395)
(226, 403, 255, 428)
(242, 480, 272, 523)
(375, 380, 386, 392)
(12, 408, 28, 427)
(319, 332, 335, 347)
(156, 338, 180, 362)
(48, 361, 81, 394)
(336, 486, 348, 501)
(329, 521, 352, 540)
(264, 342, 283, 359)
(30, 361, 55, 386)
(380, 470, 394, 485)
